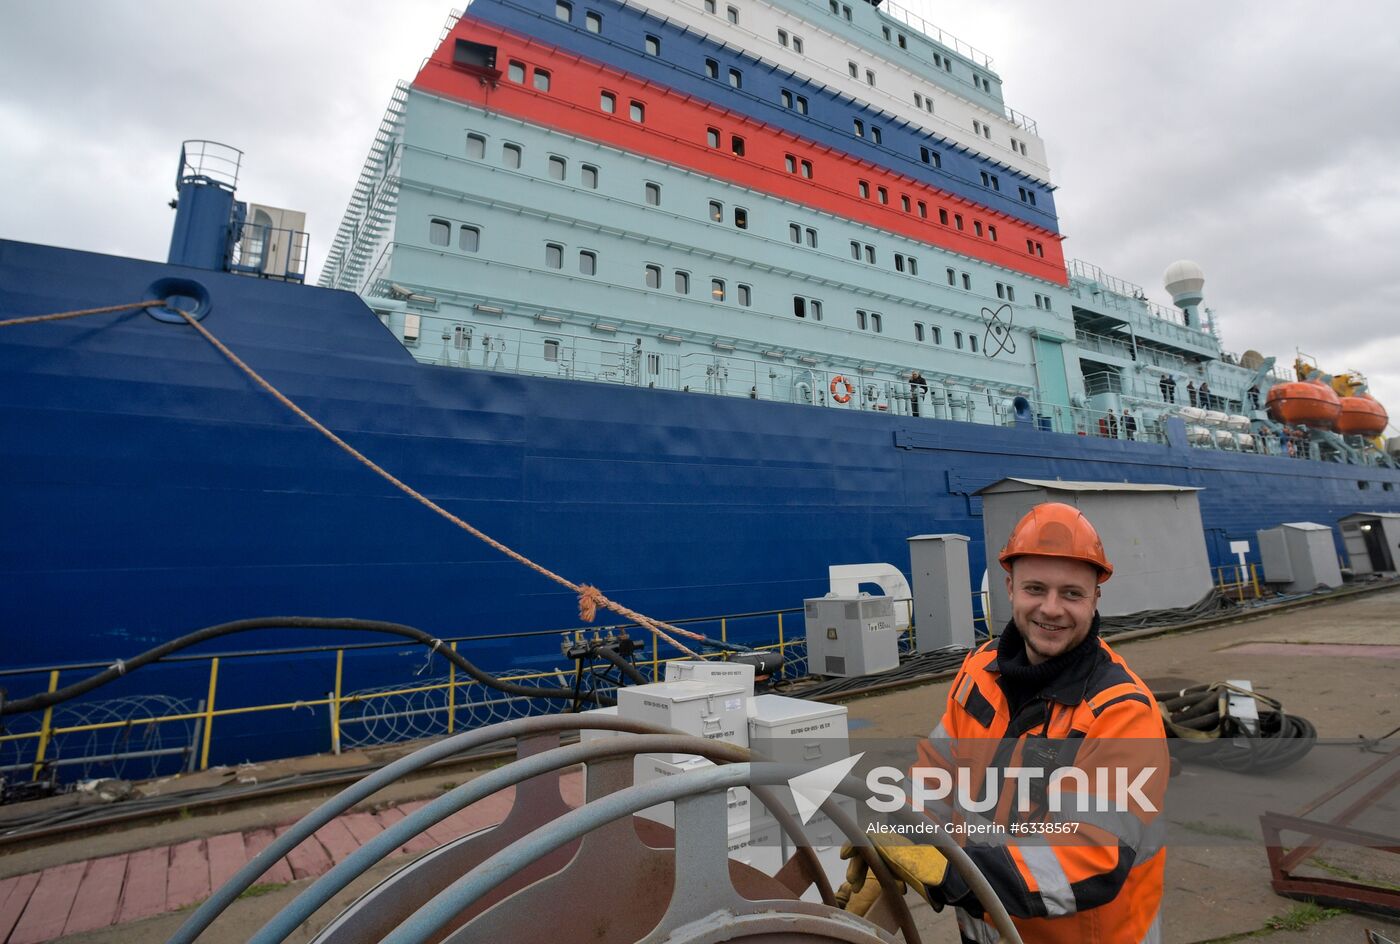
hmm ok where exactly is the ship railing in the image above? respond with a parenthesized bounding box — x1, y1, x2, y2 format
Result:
(1003, 107, 1038, 136)
(875, 0, 994, 68)
(1, 563, 1276, 780)
(229, 221, 309, 283)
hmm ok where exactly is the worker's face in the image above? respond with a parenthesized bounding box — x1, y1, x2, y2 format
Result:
(1006, 557, 1100, 665)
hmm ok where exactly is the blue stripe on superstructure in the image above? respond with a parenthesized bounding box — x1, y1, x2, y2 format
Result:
(465, 0, 1059, 231)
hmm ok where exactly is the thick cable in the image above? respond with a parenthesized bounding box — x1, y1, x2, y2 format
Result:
(0, 617, 608, 717)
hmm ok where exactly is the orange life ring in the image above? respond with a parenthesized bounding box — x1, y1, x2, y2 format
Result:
(830, 375, 853, 403)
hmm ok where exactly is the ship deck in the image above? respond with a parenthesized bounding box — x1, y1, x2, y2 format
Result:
(2, 586, 1398, 944)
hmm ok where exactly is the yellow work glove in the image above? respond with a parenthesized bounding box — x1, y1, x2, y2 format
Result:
(836, 833, 949, 914)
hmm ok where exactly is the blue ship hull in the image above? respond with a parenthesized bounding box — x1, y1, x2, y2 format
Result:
(4, 238, 1399, 760)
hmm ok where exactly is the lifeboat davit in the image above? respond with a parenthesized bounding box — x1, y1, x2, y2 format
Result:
(1266, 381, 1341, 428)
(1336, 393, 1389, 437)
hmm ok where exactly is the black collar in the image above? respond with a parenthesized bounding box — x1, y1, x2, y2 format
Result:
(989, 613, 1103, 706)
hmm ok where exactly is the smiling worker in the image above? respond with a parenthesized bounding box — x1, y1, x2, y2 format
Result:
(842, 502, 1169, 943)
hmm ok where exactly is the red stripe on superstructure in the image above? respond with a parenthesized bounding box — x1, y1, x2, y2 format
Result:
(412, 18, 1068, 285)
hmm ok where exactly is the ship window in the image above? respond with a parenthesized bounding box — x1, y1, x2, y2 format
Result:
(629, 101, 645, 122)
(866, 70, 875, 86)
(989, 174, 1000, 191)
(848, 61, 859, 79)
(981, 171, 990, 187)
(895, 253, 905, 273)
(1027, 238, 1036, 253)
(789, 223, 802, 243)
(675, 270, 690, 293)
(647, 352, 661, 374)
(794, 296, 806, 318)
(727, 5, 739, 24)
(645, 34, 660, 55)
(915, 322, 924, 341)
(705, 58, 719, 79)
(711, 279, 726, 301)
(730, 135, 745, 156)
(556, 0, 572, 19)
(508, 60, 526, 83)
(882, 26, 890, 40)
(546, 243, 563, 268)
(503, 143, 522, 168)
(1035, 242, 1044, 257)
(843, 5, 851, 20)
(974, 221, 983, 237)
(962, 273, 971, 290)
(914, 92, 922, 108)
(404, 313, 421, 343)
(645, 264, 662, 288)
(917, 201, 927, 218)
(898, 33, 906, 48)
(805, 227, 817, 247)
(645, 181, 661, 205)
(544, 338, 560, 362)
(800, 159, 812, 178)
(734, 207, 748, 228)
(586, 11, 602, 31)
(778, 28, 788, 45)
(954, 214, 964, 230)
(954, 331, 963, 350)
(970, 335, 979, 352)
(429, 219, 450, 246)
(946, 268, 955, 286)
(908, 258, 917, 275)
(1029, 192, 1037, 206)
(600, 91, 616, 113)
(548, 155, 566, 179)
(931, 326, 941, 344)
(854, 118, 864, 137)
(1007, 286, 1015, 301)
(709, 200, 723, 222)
(996, 283, 1005, 299)
(877, 186, 888, 204)
(811, 300, 822, 320)
(939, 208, 949, 225)
(729, 68, 743, 89)
(1042, 296, 1051, 311)
(579, 250, 596, 274)
(466, 133, 486, 159)
(781, 90, 793, 108)
(850, 241, 860, 260)
(859, 180, 869, 198)
(707, 127, 720, 147)
(785, 154, 797, 173)
(901, 195, 911, 212)
(1019, 187, 1028, 202)
(973, 120, 982, 135)
(459, 225, 480, 252)
(705, 0, 716, 11)
(871, 312, 882, 332)
(793, 36, 803, 53)
(738, 283, 752, 306)
(796, 96, 808, 114)
(582, 164, 598, 188)
(856, 309, 867, 330)
(829, 0, 838, 13)
(864, 244, 875, 264)
(534, 69, 551, 92)
(988, 224, 997, 241)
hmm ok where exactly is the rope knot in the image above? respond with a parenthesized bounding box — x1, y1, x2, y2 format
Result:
(577, 585, 606, 623)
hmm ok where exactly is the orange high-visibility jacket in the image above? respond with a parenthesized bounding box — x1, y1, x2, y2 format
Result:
(915, 631, 1168, 944)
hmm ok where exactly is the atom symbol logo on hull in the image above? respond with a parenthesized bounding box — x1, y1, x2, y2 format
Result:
(981, 304, 1015, 358)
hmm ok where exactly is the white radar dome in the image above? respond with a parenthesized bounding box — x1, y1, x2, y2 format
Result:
(1164, 260, 1205, 307)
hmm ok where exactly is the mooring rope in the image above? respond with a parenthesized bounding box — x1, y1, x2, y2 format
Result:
(0, 300, 704, 657)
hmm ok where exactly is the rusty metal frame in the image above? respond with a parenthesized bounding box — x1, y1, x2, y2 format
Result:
(1260, 745, 1400, 916)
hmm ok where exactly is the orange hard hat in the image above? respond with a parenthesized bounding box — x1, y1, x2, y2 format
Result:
(998, 502, 1113, 582)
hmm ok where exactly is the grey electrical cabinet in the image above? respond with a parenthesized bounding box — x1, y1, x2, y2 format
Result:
(907, 533, 975, 651)
(803, 595, 899, 678)
(1256, 522, 1343, 592)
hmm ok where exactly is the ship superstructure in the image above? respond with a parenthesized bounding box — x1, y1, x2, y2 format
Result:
(320, 0, 1386, 466)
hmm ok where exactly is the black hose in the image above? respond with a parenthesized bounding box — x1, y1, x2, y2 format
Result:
(595, 645, 648, 686)
(1, 617, 614, 716)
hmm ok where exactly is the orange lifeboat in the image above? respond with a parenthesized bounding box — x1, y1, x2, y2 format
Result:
(1266, 381, 1341, 428)
(1336, 393, 1389, 437)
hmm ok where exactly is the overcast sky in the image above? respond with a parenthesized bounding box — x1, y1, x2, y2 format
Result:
(3, 1, 1397, 430)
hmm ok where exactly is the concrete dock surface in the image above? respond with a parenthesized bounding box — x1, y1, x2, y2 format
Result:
(2, 586, 1397, 943)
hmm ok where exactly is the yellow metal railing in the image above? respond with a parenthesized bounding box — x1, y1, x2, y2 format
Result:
(1213, 562, 1263, 603)
(0, 591, 980, 774)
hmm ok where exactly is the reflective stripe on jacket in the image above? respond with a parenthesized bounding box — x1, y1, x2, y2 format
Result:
(916, 632, 1168, 944)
